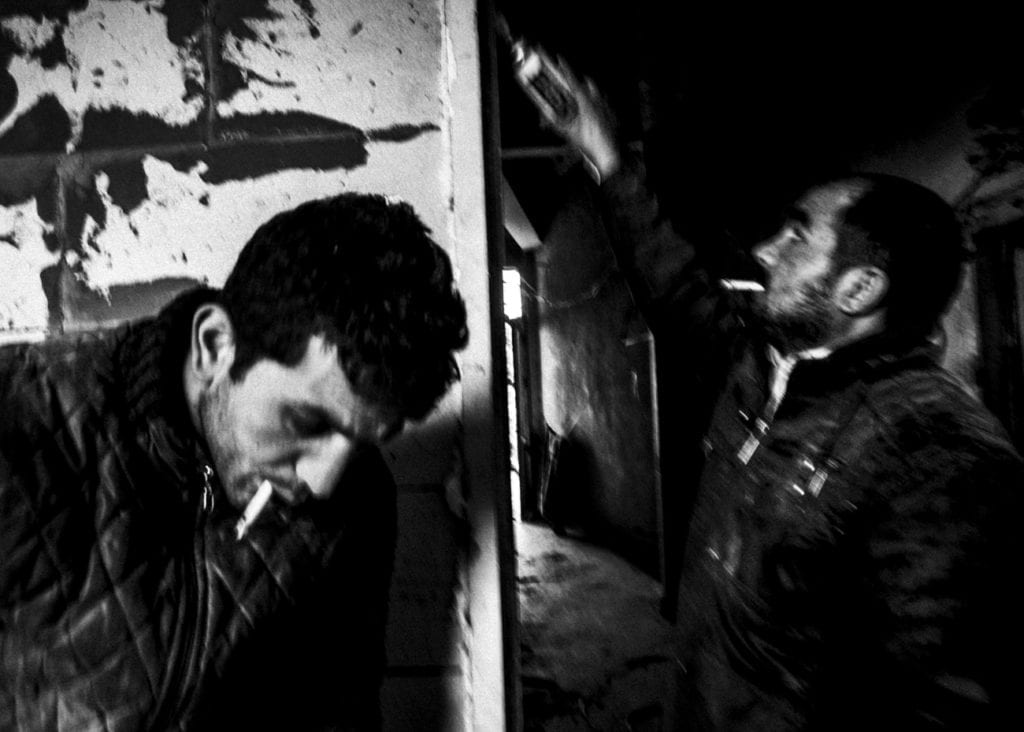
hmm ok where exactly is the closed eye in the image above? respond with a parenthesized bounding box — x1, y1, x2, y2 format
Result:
(283, 407, 333, 438)
(779, 224, 806, 245)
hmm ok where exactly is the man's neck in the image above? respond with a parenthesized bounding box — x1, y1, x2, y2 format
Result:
(773, 312, 886, 360)
(763, 315, 885, 419)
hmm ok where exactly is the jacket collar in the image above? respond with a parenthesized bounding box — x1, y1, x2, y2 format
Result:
(786, 331, 940, 387)
(115, 287, 219, 483)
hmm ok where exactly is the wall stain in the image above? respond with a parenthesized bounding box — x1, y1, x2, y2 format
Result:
(29, 31, 69, 69)
(0, 158, 58, 207)
(65, 175, 107, 256)
(216, 63, 247, 104)
(208, 0, 281, 44)
(78, 108, 201, 150)
(33, 176, 59, 243)
(367, 122, 440, 143)
(4, 103, 440, 238)
(160, 0, 205, 47)
(293, 0, 320, 38)
(183, 75, 203, 105)
(1, 66, 15, 123)
(39, 262, 63, 332)
(0, 1, 88, 24)
(0, 95, 71, 154)
(2, 3, 442, 292)
(171, 136, 369, 185)
(238, 68, 296, 89)
(102, 159, 148, 214)
(201, 0, 327, 99)
(217, 109, 363, 139)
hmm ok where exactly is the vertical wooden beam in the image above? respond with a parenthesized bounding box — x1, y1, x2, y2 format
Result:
(447, 0, 519, 728)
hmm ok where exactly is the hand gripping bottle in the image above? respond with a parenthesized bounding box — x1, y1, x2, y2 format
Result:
(498, 16, 579, 126)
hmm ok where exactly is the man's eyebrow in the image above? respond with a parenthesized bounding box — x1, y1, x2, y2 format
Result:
(288, 401, 400, 443)
(783, 205, 810, 227)
(287, 402, 353, 437)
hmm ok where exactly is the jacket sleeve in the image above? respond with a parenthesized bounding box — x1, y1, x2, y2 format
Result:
(856, 445, 1024, 729)
(598, 156, 737, 342)
(596, 157, 753, 408)
(0, 342, 85, 610)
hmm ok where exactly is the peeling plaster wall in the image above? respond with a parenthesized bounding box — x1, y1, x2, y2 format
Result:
(0, 198, 58, 336)
(1, 2, 500, 729)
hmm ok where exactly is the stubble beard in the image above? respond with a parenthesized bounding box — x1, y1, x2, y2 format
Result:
(759, 275, 839, 355)
(197, 382, 252, 508)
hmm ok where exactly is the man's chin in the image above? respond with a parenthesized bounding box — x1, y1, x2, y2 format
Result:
(221, 475, 260, 509)
(762, 314, 831, 355)
(762, 324, 795, 354)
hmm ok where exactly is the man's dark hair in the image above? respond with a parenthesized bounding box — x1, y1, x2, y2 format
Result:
(220, 192, 468, 420)
(829, 173, 966, 342)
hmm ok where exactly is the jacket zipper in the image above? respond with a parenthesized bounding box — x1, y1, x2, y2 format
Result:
(200, 464, 215, 512)
(151, 464, 215, 728)
(737, 415, 769, 465)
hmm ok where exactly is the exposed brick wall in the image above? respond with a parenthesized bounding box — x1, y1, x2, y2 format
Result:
(1, 2, 489, 728)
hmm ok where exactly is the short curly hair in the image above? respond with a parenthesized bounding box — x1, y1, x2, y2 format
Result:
(220, 192, 468, 420)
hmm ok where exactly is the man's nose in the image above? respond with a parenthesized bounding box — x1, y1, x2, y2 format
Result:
(753, 235, 780, 270)
(295, 433, 358, 499)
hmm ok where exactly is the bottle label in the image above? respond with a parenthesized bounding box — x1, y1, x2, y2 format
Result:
(514, 48, 579, 124)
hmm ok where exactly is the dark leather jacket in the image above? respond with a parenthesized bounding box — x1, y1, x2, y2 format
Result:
(0, 289, 396, 730)
(600, 162, 1024, 730)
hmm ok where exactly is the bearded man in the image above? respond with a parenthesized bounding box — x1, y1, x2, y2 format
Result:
(542, 71, 1024, 730)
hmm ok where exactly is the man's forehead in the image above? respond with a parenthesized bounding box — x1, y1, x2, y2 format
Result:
(792, 182, 865, 227)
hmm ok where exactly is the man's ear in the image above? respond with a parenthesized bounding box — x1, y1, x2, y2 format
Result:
(187, 303, 237, 385)
(834, 266, 888, 316)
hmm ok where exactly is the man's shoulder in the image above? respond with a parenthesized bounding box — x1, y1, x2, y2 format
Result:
(864, 361, 1022, 477)
(1, 327, 132, 442)
(2, 327, 125, 391)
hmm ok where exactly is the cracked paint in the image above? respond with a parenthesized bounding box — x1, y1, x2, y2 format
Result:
(217, 0, 443, 128)
(1, 1, 205, 146)
(78, 131, 446, 295)
(1, 0, 459, 356)
(0, 199, 61, 334)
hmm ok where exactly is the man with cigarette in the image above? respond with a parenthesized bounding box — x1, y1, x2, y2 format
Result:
(535, 70, 1024, 728)
(0, 193, 468, 729)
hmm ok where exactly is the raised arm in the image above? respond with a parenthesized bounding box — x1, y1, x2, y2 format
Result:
(535, 62, 737, 347)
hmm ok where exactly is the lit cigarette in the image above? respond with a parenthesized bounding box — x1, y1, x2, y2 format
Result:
(235, 479, 273, 541)
(719, 279, 765, 292)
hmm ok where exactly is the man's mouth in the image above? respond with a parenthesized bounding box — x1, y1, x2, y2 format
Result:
(268, 480, 311, 505)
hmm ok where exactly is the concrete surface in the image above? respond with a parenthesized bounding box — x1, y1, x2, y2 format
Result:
(517, 520, 679, 731)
